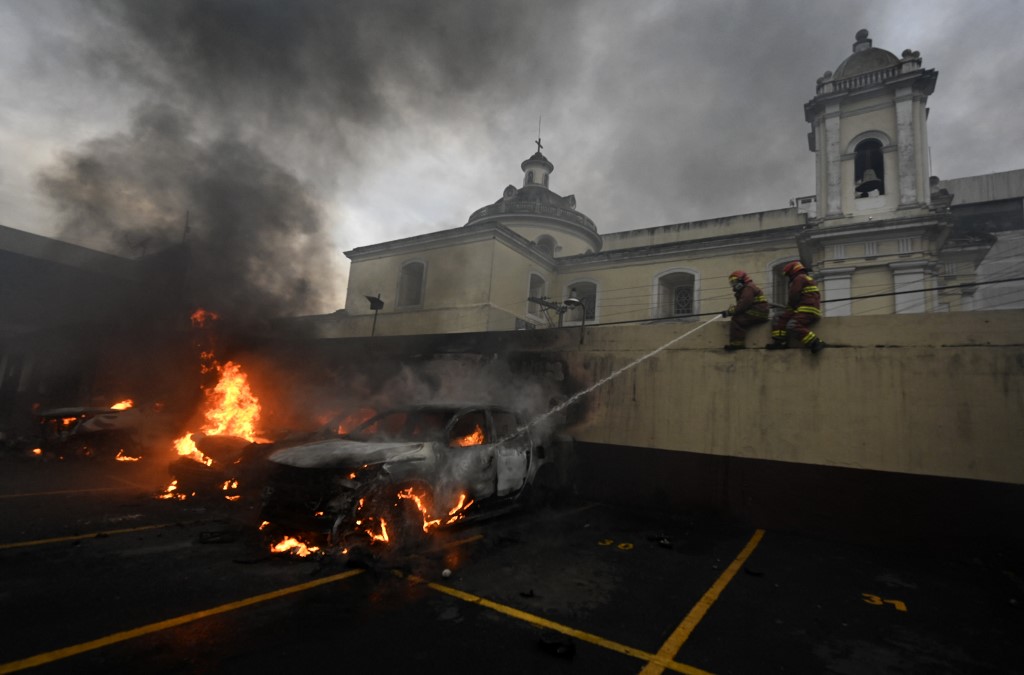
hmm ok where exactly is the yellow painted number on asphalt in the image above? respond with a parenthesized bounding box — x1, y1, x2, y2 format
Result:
(862, 593, 908, 612)
(597, 539, 634, 550)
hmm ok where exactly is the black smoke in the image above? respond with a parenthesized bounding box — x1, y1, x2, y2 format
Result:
(38, 103, 332, 321)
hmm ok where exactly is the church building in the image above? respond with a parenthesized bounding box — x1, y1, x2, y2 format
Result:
(311, 30, 1023, 338)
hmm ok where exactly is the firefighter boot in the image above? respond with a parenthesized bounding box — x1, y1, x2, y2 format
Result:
(809, 338, 826, 354)
(764, 340, 789, 350)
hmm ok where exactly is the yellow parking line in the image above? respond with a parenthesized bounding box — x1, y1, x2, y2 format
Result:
(0, 522, 206, 551)
(402, 573, 713, 675)
(0, 487, 132, 499)
(639, 529, 765, 675)
(0, 568, 365, 674)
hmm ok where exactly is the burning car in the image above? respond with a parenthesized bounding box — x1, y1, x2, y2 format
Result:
(259, 404, 550, 551)
(33, 400, 143, 459)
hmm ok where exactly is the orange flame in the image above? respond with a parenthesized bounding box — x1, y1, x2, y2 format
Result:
(110, 399, 134, 410)
(446, 493, 475, 525)
(398, 487, 442, 532)
(270, 536, 320, 557)
(115, 449, 141, 462)
(190, 308, 219, 327)
(367, 518, 389, 543)
(451, 424, 485, 447)
(31, 448, 42, 456)
(158, 479, 188, 500)
(173, 360, 266, 466)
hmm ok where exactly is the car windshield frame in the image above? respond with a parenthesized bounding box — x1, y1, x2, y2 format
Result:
(344, 409, 457, 443)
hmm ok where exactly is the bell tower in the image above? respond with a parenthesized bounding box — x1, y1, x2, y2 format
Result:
(805, 29, 938, 220)
(799, 30, 955, 316)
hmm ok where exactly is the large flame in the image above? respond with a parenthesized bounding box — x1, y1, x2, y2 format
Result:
(110, 399, 134, 410)
(173, 360, 266, 465)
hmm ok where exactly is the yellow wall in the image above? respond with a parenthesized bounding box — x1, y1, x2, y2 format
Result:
(559, 310, 1024, 485)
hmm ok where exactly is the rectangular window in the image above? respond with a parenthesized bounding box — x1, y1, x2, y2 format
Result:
(944, 263, 957, 278)
(864, 241, 878, 257)
(898, 238, 914, 255)
(832, 244, 846, 260)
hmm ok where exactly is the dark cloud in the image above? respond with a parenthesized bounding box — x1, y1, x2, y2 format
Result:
(7, 0, 1024, 270)
(38, 102, 334, 320)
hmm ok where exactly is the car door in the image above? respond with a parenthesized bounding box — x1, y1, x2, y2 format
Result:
(491, 409, 530, 497)
(443, 409, 496, 500)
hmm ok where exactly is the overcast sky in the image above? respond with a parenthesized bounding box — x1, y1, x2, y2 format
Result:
(2, 0, 1022, 311)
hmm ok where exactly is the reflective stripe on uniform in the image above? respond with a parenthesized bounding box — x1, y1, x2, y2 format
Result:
(796, 306, 821, 316)
(801, 332, 818, 344)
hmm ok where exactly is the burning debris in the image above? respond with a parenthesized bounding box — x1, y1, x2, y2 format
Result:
(161, 309, 274, 501)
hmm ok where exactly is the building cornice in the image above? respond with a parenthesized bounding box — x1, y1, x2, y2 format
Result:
(345, 221, 557, 270)
(556, 225, 805, 270)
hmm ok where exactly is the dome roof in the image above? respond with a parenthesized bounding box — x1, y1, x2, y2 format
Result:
(833, 29, 899, 79)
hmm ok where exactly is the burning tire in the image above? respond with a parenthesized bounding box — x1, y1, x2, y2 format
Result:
(343, 482, 434, 553)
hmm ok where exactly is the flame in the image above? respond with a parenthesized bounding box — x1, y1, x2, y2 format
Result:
(270, 536, 320, 557)
(446, 493, 475, 525)
(158, 479, 187, 500)
(61, 416, 78, 427)
(398, 488, 442, 532)
(190, 308, 219, 327)
(173, 360, 266, 466)
(368, 518, 389, 543)
(110, 399, 134, 410)
(115, 449, 141, 462)
(451, 424, 485, 447)
(32, 448, 42, 456)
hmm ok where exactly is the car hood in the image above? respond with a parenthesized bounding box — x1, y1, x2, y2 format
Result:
(267, 438, 431, 469)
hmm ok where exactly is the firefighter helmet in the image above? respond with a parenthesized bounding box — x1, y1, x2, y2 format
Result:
(783, 261, 806, 277)
(728, 270, 749, 283)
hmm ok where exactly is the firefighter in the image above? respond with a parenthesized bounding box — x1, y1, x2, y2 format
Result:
(766, 261, 825, 353)
(721, 270, 770, 351)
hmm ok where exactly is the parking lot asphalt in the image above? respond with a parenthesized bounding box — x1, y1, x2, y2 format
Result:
(1, 455, 1021, 674)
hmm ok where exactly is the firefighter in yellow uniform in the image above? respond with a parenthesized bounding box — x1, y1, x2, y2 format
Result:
(766, 261, 825, 353)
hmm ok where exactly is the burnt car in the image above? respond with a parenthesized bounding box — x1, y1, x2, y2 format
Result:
(259, 404, 551, 550)
(34, 406, 142, 458)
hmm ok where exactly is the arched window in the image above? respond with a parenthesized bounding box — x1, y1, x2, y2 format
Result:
(854, 138, 885, 198)
(565, 282, 596, 322)
(528, 274, 546, 316)
(536, 235, 556, 257)
(771, 261, 790, 307)
(526, 170, 535, 185)
(397, 261, 425, 308)
(657, 272, 695, 318)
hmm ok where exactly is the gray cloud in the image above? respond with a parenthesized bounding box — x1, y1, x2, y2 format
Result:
(4, 0, 1023, 305)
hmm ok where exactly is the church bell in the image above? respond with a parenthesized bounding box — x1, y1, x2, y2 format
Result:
(856, 169, 882, 194)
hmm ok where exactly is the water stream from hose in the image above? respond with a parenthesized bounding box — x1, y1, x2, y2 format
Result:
(516, 314, 723, 436)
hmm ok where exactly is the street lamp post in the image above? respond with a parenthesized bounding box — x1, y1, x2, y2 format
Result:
(365, 294, 384, 336)
(562, 288, 586, 345)
(526, 290, 587, 344)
